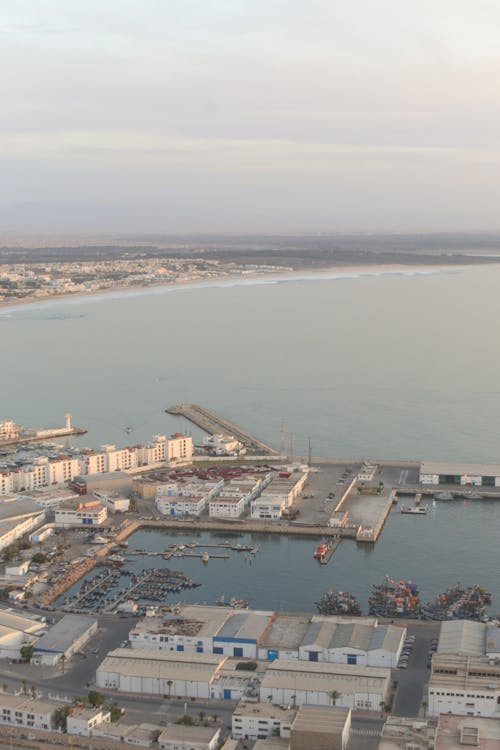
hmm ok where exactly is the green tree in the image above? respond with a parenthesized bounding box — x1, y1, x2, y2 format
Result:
(166, 679, 173, 698)
(87, 690, 105, 707)
(198, 711, 205, 723)
(422, 699, 428, 718)
(176, 714, 194, 726)
(52, 706, 70, 731)
(109, 702, 123, 722)
(20, 644, 34, 662)
(31, 552, 48, 564)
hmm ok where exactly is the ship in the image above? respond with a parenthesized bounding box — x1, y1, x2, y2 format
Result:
(434, 491, 454, 500)
(369, 576, 421, 618)
(315, 590, 361, 617)
(401, 505, 428, 514)
(422, 583, 493, 621)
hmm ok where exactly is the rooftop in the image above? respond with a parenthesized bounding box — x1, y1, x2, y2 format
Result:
(33, 614, 96, 654)
(233, 701, 296, 722)
(261, 613, 311, 651)
(420, 461, 500, 476)
(438, 620, 486, 657)
(430, 654, 500, 692)
(261, 659, 390, 693)
(291, 705, 350, 734)
(98, 649, 226, 682)
(436, 714, 500, 750)
(158, 724, 219, 743)
(0, 497, 44, 520)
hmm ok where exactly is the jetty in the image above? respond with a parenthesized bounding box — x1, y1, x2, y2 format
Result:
(166, 403, 278, 455)
(0, 414, 86, 448)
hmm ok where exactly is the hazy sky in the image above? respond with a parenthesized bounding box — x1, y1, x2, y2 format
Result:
(2, 1, 500, 233)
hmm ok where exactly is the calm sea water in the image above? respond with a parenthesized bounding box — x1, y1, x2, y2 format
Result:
(2, 265, 500, 611)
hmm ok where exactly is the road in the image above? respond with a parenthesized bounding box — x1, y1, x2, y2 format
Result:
(392, 621, 439, 717)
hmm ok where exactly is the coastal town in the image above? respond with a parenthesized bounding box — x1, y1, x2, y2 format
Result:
(0, 409, 499, 750)
(0, 256, 290, 307)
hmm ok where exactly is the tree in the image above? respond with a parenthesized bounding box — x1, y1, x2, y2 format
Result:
(21, 679, 28, 695)
(20, 644, 34, 662)
(60, 654, 66, 674)
(330, 690, 340, 706)
(31, 552, 48, 564)
(53, 706, 70, 731)
(422, 699, 428, 718)
(87, 690, 105, 707)
(176, 714, 194, 726)
(109, 702, 123, 722)
(30, 685, 37, 699)
(166, 679, 173, 698)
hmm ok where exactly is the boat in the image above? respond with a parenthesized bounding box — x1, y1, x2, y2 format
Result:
(422, 583, 493, 621)
(316, 590, 361, 616)
(434, 491, 454, 500)
(462, 491, 482, 500)
(314, 542, 328, 560)
(369, 576, 421, 618)
(401, 505, 428, 514)
(201, 552, 209, 564)
(178, 544, 186, 551)
(108, 554, 125, 564)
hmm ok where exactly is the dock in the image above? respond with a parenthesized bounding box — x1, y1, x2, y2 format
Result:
(319, 537, 342, 564)
(0, 426, 87, 448)
(166, 403, 278, 455)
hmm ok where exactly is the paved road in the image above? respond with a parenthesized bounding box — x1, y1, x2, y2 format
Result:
(392, 621, 439, 717)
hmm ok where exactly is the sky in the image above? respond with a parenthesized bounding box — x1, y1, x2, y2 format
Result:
(1, 0, 500, 233)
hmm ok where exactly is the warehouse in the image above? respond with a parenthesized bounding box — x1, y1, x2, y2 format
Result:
(428, 653, 500, 717)
(259, 659, 391, 710)
(419, 461, 500, 486)
(0, 498, 45, 551)
(158, 725, 220, 750)
(31, 614, 97, 666)
(0, 607, 47, 659)
(257, 612, 403, 667)
(96, 648, 227, 697)
(129, 605, 274, 659)
(290, 706, 351, 750)
(69, 471, 133, 496)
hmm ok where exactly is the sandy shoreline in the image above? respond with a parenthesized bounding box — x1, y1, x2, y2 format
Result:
(0, 261, 474, 314)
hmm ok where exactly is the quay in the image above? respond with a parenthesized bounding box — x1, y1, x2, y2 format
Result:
(0, 414, 86, 448)
(166, 402, 278, 455)
(319, 536, 342, 564)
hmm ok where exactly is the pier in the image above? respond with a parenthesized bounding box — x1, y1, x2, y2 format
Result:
(166, 403, 278, 455)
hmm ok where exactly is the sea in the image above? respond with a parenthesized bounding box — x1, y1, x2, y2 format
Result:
(2, 263, 500, 613)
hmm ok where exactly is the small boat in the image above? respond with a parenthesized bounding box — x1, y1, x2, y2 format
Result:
(401, 505, 428, 515)
(202, 552, 209, 564)
(434, 491, 454, 500)
(178, 544, 186, 551)
(314, 543, 328, 560)
(462, 491, 482, 500)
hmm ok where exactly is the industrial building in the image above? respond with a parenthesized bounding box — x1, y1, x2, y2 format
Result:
(251, 495, 286, 519)
(378, 716, 436, 750)
(259, 659, 391, 710)
(54, 498, 107, 526)
(158, 724, 220, 750)
(419, 461, 500, 486)
(290, 706, 351, 750)
(129, 606, 404, 667)
(428, 653, 500, 717)
(437, 620, 500, 658)
(264, 472, 308, 508)
(0, 607, 47, 659)
(31, 614, 97, 666)
(208, 495, 245, 518)
(232, 701, 296, 741)
(129, 605, 275, 659)
(69, 470, 133, 496)
(0, 497, 45, 551)
(93, 489, 130, 512)
(96, 649, 227, 697)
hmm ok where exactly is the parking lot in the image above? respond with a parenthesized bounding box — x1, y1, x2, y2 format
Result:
(392, 621, 440, 717)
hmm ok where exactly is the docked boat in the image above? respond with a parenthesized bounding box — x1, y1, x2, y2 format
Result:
(422, 583, 493, 621)
(314, 542, 328, 560)
(369, 576, 421, 618)
(108, 554, 125, 564)
(434, 491, 454, 500)
(401, 505, 428, 514)
(201, 552, 209, 564)
(462, 491, 482, 500)
(316, 590, 361, 616)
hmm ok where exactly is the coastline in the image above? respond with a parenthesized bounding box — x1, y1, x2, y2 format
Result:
(0, 260, 472, 314)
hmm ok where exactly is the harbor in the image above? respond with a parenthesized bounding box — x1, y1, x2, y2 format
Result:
(166, 402, 278, 454)
(0, 415, 86, 447)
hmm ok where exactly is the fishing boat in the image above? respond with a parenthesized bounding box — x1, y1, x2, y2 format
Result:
(314, 542, 328, 560)
(422, 583, 493, 621)
(401, 505, 428, 514)
(201, 552, 209, 564)
(316, 590, 361, 616)
(434, 491, 453, 500)
(369, 576, 421, 618)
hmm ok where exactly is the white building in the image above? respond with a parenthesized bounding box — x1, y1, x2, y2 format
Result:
(260, 660, 391, 711)
(251, 495, 286, 520)
(428, 654, 500, 717)
(96, 649, 227, 698)
(0, 694, 56, 731)
(67, 707, 111, 737)
(290, 705, 352, 750)
(0, 420, 20, 442)
(32, 614, 98, 666)
(208, 495, 245, 518)
(158, 725, 220, 750)
(93, 490, 130, 512)
(419, 461, 500, 487)
(0, 607, 47, 659)
(232, 701, 296, 741)
(0, 472, 14, 496)
(156, 494, 205, 516)
(264, 472, 308, 509)
(437, 620, 500, 658)
(54, 499, 107, 526)
(203, 434, 246, 456)
(0, 498, 45, 551)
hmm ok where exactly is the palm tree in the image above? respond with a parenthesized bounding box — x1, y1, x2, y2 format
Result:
(60, 654, 66, 674)
(422, 699, 428, 718)
(198, 711, 205, 723)
(30, 684, 37, 699)
(21, 679, 28, 695)
(330, 690, 340, 706)
(166, 679, 173, 698)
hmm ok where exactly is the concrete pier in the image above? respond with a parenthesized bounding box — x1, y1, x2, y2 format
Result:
(166, 403, 278, 454)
